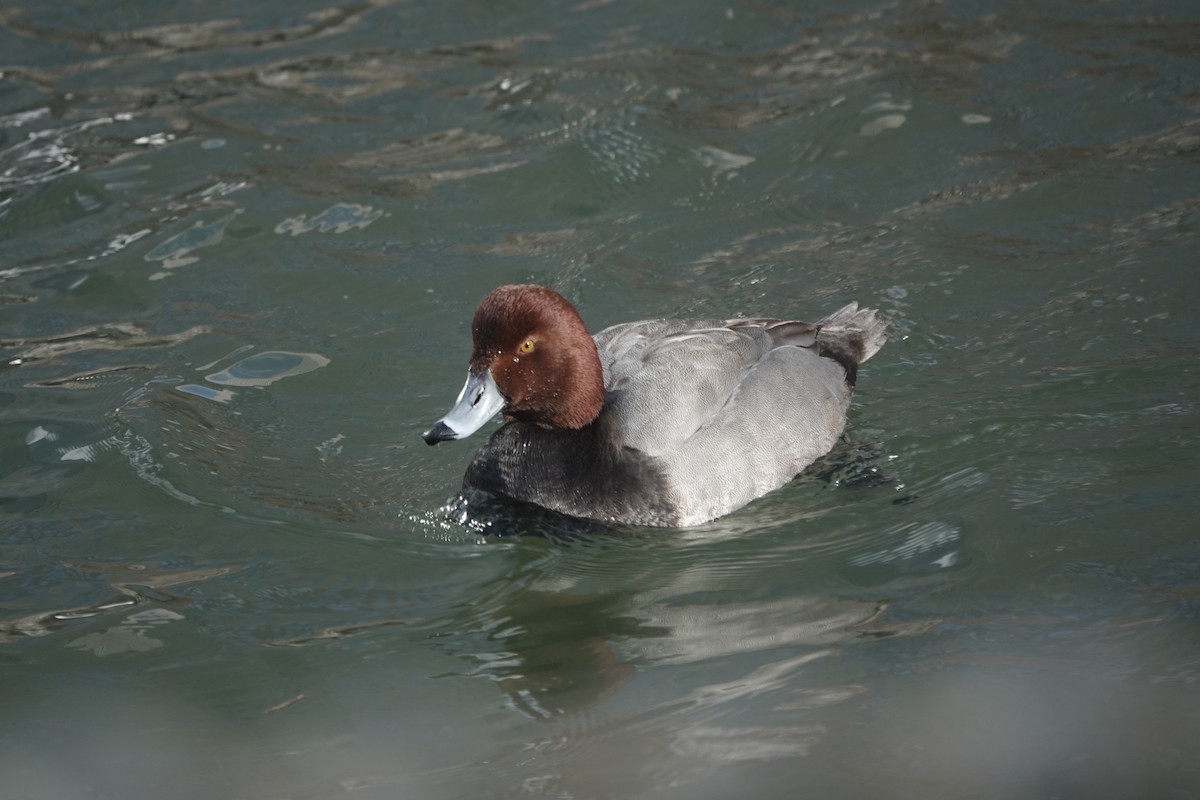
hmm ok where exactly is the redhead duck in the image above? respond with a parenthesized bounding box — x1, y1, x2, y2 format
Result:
(423, 284, 886, 527)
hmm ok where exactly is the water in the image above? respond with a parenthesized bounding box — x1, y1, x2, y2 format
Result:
(2, 0, 1199, 797)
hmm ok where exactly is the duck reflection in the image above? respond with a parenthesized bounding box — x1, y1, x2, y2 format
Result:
(447, 548, 930, 720)
(458, 588, 644, 719)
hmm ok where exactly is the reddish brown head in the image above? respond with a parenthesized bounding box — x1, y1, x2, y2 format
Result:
(469, 284, 604, 430)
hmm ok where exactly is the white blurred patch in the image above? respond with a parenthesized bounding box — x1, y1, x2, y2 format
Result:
(68, 608, 184, 657)
(25, 425, 56, 445)
(849, 520, 961, 567)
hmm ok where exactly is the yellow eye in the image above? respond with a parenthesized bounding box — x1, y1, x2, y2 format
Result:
(519, 339, 535, 354)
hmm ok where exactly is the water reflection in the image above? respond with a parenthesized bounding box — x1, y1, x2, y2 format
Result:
(847, 520, 961, 572)
(443, 546, 935, 721)
(0, 560, 240, 643)
(0, 1, 393, 53)
(204, 350, 329, 387)
(144, 209, 241, 271)
(1, 321, 208, 366)
(275, 202, 384, 235)
(0, 114, 128, 188)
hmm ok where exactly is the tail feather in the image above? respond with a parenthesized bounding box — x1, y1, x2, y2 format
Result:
(816, 302, 887, 383)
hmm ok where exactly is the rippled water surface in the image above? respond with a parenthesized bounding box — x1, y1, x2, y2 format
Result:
(2, 1, 1199, 797)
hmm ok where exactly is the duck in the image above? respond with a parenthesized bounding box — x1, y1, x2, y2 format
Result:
(423, 284, 886, 527)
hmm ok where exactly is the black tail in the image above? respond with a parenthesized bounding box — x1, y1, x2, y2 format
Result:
(816, 303, 887, 384)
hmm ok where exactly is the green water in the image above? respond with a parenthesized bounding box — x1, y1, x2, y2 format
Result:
(2, 1, 1198, 797)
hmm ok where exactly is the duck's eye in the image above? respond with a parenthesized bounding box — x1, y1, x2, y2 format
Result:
(518, 339, 535, 354)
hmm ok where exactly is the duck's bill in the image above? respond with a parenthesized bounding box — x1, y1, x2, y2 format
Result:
(422, 369, 506, 445)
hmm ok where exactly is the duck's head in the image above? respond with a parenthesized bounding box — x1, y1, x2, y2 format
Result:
(423, 284, 604, 445)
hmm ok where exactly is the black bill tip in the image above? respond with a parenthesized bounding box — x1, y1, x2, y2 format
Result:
(422, 420, 456, 446)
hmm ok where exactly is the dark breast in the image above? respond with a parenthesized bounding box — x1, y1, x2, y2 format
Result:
(463, 413, 680, 527)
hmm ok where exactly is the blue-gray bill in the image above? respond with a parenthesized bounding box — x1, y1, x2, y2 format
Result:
(422, 369, 506, 445)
